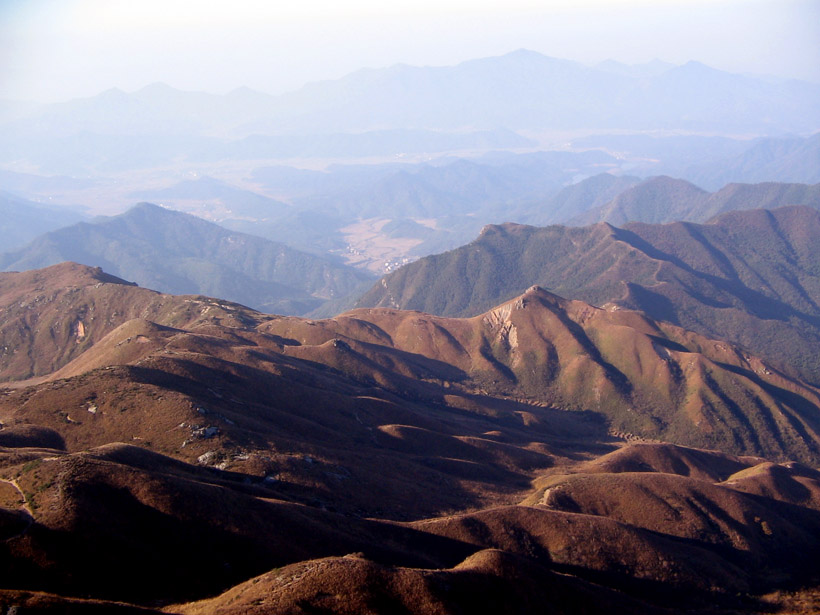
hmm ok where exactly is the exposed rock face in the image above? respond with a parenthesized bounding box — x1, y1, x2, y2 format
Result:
(357, 206, 820, 383)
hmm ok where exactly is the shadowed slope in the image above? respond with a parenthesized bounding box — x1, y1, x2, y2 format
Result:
(568, 176, 708, 226)
(277, 286, 820, 463)
(0, 444, 474, 605)
(569, 176, 820, 226)
(357, 206, 820, 382)
(0, 203, 373, 315)
(173, 550, 667, 615)
(0, 262, 264, 381)
(2, 265, 820, 611)
(4, 264, 820, 466)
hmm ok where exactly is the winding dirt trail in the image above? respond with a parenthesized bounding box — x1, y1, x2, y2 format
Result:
(0, 477, 34, 540)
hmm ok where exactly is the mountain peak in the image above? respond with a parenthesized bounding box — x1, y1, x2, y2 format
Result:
(663, 60, 733, 80)
(124, 202, 179, 219)
(639, 175, 707, 192)
(497, 48, 579, 68)
(503, 48, 546, 60)
(478, 222, 532, 238)
(0, 262, 136, 295)
(456, 49, 582, 74)
(521, 284, 570, 307)
(131, 201, 165, 211)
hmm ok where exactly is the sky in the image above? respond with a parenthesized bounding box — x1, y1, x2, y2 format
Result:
(1, 0, 819, 103)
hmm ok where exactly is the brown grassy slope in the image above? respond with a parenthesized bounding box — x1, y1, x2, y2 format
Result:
(5, 262, 820, 464)
(411, 505, 753, 595)
(4, 265, 820, 611)
(171, 550, 670, 615)
(410, 445, 820, 602)
(4, 437, 815, 612)
(574, 441, 765, 481)
(4, 283, 626, 521)
(533, 472, 819, 568)
(0, 359, 577, 520)
(513, 442, 820, 590)
(0, 590, 163, 614)
(721, 460, 820, 508)
(0, 444, 476, 605)
(0, 262, 265, 381)
(268, 286, 820, 464)
(5, 262, 820, 466)
(356, 206, 820, 382)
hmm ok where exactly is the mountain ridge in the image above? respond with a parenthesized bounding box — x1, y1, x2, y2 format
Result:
(5, 263, 820, 464)
(0, 203, 373, 316)
(0, 191, 85, 252)
(5, 51, 818, 140)
(569, 176, 820, 226)
(357, 205, 820, 382)
(3, 263, 820, 611)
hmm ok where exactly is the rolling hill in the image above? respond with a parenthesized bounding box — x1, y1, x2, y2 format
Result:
(128, 176, 290, 220)
(0, 191, 85, 252)
(685, 132, 820, 190)
(166, 152, 623, 273)
(4, 263, 820, 463)
(0, 203, 373, 315)
(512, 172, 642, 226)
(570, 176, 820, 226)
(567, 175, 708, 226)
(1, 263, 820, 612)
(357, 205, 820, 383)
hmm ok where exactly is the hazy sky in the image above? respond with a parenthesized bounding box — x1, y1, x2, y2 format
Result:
(2, 0, 819, 102)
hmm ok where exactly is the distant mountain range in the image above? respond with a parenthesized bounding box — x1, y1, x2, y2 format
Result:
(135, 152, 622, 270)
(357, 205, 820, 383)
(5, 173, 820, 324)
(129, 176, 292, 223)
(4, 48, 820, 614)
(0, 203, 373, 315)
(685, 132, 820, 189)
(512, 172, 642, 227)
(217, 166, 820, 273)
(568, 175, 707, 225)
(568, 176, 820, 226)
(0, 191, 86, 251)
(573, 133, 820, 190)
(298, 151, 617, 228)
(245, 51, 820, 134)
(6, 51, 818, 139)
(1, 51, 818, 177)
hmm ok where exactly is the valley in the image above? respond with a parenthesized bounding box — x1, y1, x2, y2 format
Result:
(338, 217, 423, 273)
(1, 44, 819, 614)
(1, 263, 820, 612)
